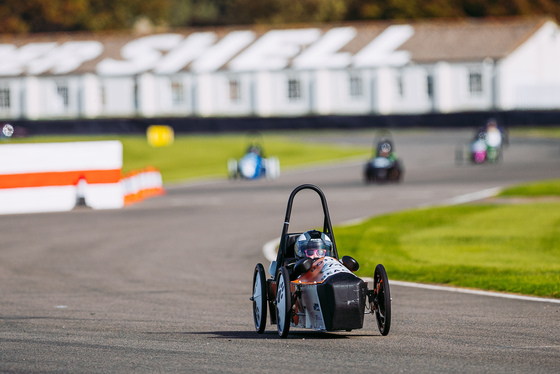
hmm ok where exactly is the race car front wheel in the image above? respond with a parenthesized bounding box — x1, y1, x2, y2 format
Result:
(373, 264, 391, 336)
(252, 263, 268, 334)
(275, 266, 292, 338)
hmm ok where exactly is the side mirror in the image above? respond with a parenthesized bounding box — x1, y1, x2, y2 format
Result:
(268, 261, 277, 277)
(341, 255, 359, 272)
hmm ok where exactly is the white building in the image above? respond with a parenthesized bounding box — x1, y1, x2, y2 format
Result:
(1, 16, 560, 121)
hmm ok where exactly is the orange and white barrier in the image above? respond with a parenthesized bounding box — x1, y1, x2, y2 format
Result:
(122, 166, 165, 205)
(0, 141, 124, 214)
(0, 141, 110, 214)
(0, 140, 165, 215)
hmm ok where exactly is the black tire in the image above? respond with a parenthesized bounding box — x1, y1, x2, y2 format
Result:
(275, 266, 292, 338)
(252, 263, 267, 334)
(389, 165, 402, 182)
(364, 165, 372, 184)
(373, 264, 391, 336)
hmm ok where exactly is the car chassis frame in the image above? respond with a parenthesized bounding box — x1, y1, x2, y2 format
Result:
(251, 184, 391, 338)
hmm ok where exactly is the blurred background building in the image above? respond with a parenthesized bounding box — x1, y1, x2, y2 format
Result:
(1, 17, 559, 121)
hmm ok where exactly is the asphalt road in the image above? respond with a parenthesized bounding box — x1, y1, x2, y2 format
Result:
(1, 129, 559, 373)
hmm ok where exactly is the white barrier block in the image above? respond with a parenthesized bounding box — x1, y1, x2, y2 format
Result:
(0, 140, 122, 174)
(85, 183, 125, 210)
(0, 186, 77, 214)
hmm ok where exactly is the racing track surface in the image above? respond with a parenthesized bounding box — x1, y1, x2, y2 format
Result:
(1, 129, 559, 373)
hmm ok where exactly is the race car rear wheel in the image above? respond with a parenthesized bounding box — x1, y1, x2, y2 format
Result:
(252, 263, 268, 334)
(373, 264, 391, 336)
(275, 266, 292, 338)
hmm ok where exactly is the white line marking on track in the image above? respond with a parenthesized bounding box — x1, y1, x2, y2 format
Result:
(263, 237, 280, 263)
(389, 280, 560, 304)
(432, 187, 502, 206)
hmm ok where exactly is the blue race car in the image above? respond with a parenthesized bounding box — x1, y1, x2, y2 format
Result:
(228, 141, 280, 180)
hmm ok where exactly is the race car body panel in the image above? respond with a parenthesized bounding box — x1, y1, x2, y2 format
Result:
(239, 152, 262, 179)
(228, 153, 280, 180)
(292, 257, 367, 331)
(365, 157, 403, 182)
(294, 256, 353, 285)
(293, 284, 326, 330)
(372, 156, 392, 168)
(318, 272, 367, 331)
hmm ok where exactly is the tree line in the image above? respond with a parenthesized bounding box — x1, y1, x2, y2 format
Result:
(1, 0, 559, 34)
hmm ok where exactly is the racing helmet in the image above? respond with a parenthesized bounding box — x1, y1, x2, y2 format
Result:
(377, 141, 392, 157)
(486, 118, 498, 128)
(295, 230, 332, 259)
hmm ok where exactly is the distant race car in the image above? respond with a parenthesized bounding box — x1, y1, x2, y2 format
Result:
(227, 137, 280, 180)
(364, 131, 403, 183)
(251, 184, 391, 338)
(456, 118, 507, 165)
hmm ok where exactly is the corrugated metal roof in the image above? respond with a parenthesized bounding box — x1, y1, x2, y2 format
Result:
(398, 17, 549, 63)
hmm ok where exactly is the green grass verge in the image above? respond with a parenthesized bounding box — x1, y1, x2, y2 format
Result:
(335, 203, 560, 298)
(498, 179, 560, 197)
(2, 134, 369, 183)
(509, 127, 560, 139)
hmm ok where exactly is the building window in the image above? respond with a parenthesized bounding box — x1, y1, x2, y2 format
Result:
(229, 78, 241, 102)
(469, 72, 483, 96)
(287, 78, 301, 101)
(56, 81, 69, 109)
(0, 86, 10, 110)
(396, 73, 404, 98)
(426, 74, 434, 98)
(133, 79, 139, 111)
(171, 79, 185, 106)
(349, 74, 363, 99)
(100, 83, 106, 108)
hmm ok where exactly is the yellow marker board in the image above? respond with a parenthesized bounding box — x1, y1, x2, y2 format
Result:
(147, 125, 174, 147)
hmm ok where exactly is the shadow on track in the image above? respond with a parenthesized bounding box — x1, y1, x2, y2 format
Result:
(187, 330, 376, 340)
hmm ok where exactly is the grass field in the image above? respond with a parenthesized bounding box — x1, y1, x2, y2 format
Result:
(510, 127, 560, 138)
(498, 178, 560, 197)
(336, 204, 560, 298)
(3, 134, 369, 183)
(335, 179, 560, 299)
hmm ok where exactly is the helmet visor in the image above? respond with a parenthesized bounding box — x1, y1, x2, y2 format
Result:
(304, 238, 330, 258)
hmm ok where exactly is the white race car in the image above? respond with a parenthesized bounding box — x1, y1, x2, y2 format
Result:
(251, 184, 391, 338)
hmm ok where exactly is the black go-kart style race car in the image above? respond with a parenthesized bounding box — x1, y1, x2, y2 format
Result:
(364, 131, 403, 183)
(250, 184, 391, 338)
